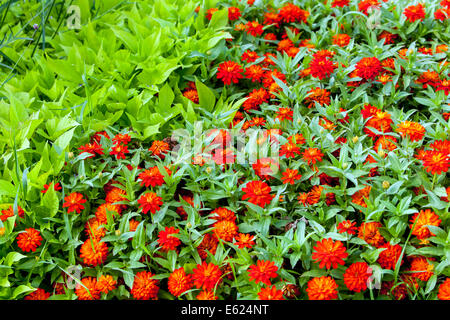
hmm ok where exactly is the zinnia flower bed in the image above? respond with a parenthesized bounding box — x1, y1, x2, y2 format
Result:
(0, 0, 449, 301)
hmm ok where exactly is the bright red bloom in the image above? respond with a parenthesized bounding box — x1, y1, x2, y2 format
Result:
(137, 192, 163, 214)
(276, 107, 293, 122)
(358, 0, 380, 15)
(78, 142, 104, 158)
(280, 142, 301, 159)
(138, 166, 171, 188)
(404, 3, 426, 22)
(217, 61, 244, 85)
(244, 21, 264, 36)
(409, 256, 434, 281)
(302, 148, 324, 165)
(131, 271, 159, 300)
(168, 267, 193, 297)
(258, 286, 285, 300)
(205, 8, 218, 20)
(244, 65, 265, 82)
(332, 33, 351, 46)
(337, 220, 358, 235)
(343, 262, 372, 292)
(63, 192, 86, 214)
(278, 3, 309, 23)
(241, 50, 259, 63)
(192, 262, 222, 291)
(197, 290, 218, 300)
(312, 238, 348, 269)
(377, 243, 403, 270)
(1, 205, 25, 222)
(248, 260, 278, 285)
(310, 56, 336, 80)
(281, 168, 302, 185)
(356, 57, 383, 81)
(110, 143, 129, 160)
(197, 233, 218, 260)
(305, 88, 330, 108)
(242, 180, 274, 207)
(41, 182, 62, 194)
(157, 226, 181, 251)
(16, 228, 42, 252)
(210, 207, 236, 222)
(421, 150, 449, 175)
(306, 276, 338, 300)
(332, 0, 350, 8)
(228, 6, 241, 21)
(112, 133, 131, 145)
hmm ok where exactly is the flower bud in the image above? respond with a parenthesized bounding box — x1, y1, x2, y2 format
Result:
(352, 136, 359, 143)
(0, 227, 5, 236)
(342, 162, 348, 169)
(115, 230, 121, 236)
(206, 167, 213, 174)
(68, 152, 74, 158)
(382, 181, 390, 189)
(378, 149, 385, 158)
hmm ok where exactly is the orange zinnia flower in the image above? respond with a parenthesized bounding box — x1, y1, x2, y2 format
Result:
(343, 262, 372, 292)
(1, 205, 25, 222)
(332, 34, 351, 46)
(75, 277, 100, 300)
(210, 207, 236, 222)
(242, 180, 274, 208)
(358, 222, 385, 247)
(137, 192, 163, 214)
(168, 267, 193, 297)
(351, 185, 371, 208)
(302, 148, 324, 165)
(280, 142, 301, 158)
(197, 233, 218, 260)
(192, 262, 222, 291)
(306, 276, 338, 300)
(95, 203, 121, 224)
(438, 278, 450, 300)
(409, 209, 442, 240)
(241, 50, 259, 63)
(276, 107, 293, 122)
(131, 271, 159, 300)
(244, 21, 263, 36)
(396, 121, 425, 142)
(96, 275, 117, 294)
(258, 286, 284, 300)
(304, 88, 330, 108)
(421, 150, 449, 175)
(244, 65, 264, 82)
(149, 140, 169, 159)
(183, 89, 199, 104)
(80, 238, 108, 266)
(213, 220, 238, 242)
(16, 228, 42, 252)
(248, 260, 278, 285)
(63, 192, 87, 214)
(278, 3, 309, 23)
(337, 220, 357, 235)
(234, 233, 255, 249)
(157, 226, 181, 251)
(24, 288, 51, 300)
(312, 238, 348, 269)
(281, 168, 302, 185)
(197, 290, 218, 300)
(409, 256, 434, 281)
(85, 217, 106, 240)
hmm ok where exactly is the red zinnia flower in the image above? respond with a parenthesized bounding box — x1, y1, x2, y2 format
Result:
(131, 271, 159, 300)
(16, 228, 42, 252)
(242, 180, 274, 208)
(192, 262, 222, 291)
(138, 166, 171, 188)
(377, 243, 403, 270)
(248, 260, 278, 285)
(343, 262, 372, 292)
(258, 286, 284, 300)
(310, 56, 337, 80)
(80, 238, 108, 266)
(137, 192, 163, 214)
(306, 276, 338, 300)
(234, 233, 255, 249)
(78, 142, 104, 158)
(302, 148, 324, 165)
(281, 168, 302, 185)
(25, 288, 51, 300)
(421, 150, 449, 175)
(110, 143, 129, 160)
(356, 57, 383, 81)
(149, 140, 170, 159)
(312, 238, 348, 269)
(337, 220, 358, 235)
(244, 21, 263, 36)
(63, 192, 87, 214)
(41, 182, 62, 194)
(168, 267, 193, 297)
(404, 3, 426, 22)
(97, 275, 117, 294)
(76, 277, 100, 300)
(157, 226, 181, 251)
(228, 7, 241, 21)
(217, 61, 244, 85)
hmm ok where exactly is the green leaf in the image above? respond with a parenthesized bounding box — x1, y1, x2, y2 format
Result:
(195, 80, 216, 112)
(42, 186, 59, 217)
